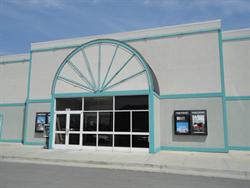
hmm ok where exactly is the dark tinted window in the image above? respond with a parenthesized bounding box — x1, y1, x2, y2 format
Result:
(56, 98, 82, 111)
(55, 114, 66, 131)
(98, 134, 112, 146)
(115, 112, 130, 132)
(82, 134, 96, 146)
(115, 95, 148, 110)
(132, 112, 149, 132)
(83, 112, 97, 131)
(115, 135, 130, 147)
(99, 112, 113, 132)
(132, 135, 149, 148)
(55, 134, 65, 144)
(69, 134, 80, 145)
(84, 97, 113, 111)
(70, 114, 80, 131)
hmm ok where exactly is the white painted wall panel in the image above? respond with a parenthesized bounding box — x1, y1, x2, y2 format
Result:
(29, 49, 74, 99)
(227, 100, 250, 147)
(0, 62, 28, 103)
(223, 40, 250, 96)
(160, 98, 225, 148)
(130, 32, 221, 95)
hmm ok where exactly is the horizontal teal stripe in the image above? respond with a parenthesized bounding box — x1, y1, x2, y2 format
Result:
(0, 139, 22, 143)
(23, 141, 45, 146)
(28, 99, 51, 103)
(0, 59, 29, 64)
(159, 92, 222, 99)
(228, 146, 250, 151)
(0, 103, 25, 107)
(226, 96, 250, 101)
(31, 28, 219, 53)
(222, 36, 250, 42)
(55, 90, 149, 98)
(161, 146, 228, 153)
(123, 28, 219, 43)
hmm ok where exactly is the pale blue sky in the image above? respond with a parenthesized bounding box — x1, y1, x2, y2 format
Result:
(0, 0, 250, 55)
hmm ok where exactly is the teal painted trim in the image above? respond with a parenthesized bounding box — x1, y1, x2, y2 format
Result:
(51, 39, 154, 95)
(31, 28, 219, 53)
(123, 28, 219, 43)
(102, 70, 146, 92)
(149, 91, 155, 153)
(81, 49, 97, 89)
(32, 44, 79, 53)
(226, 96, 250, 101)
(228, 146, 250, 151)
(55, 90, 150, 98)
(58, 76, 94, 92)
(48, 96, 55, 149)
(24, 141, 45, 146)
(0, 103, 25, 107)
(223, 36, 250, 42)
(68, 61, 95, 90)
(161, 146, 228, 153)
(0, 139, 22, 143)
(0, 113, 3, 139)
(98, 44, 101, 90)
(0, 59, 29, 64)
(102, 54, 135, 90)
(218, 30, 229, 150)
(23, 52, 33, 144)
(27, 99, 51, 103)
(101, 45, 119, 89)
(159, 92, 222, 99)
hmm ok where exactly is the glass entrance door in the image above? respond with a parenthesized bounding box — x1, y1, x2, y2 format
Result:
(54, 112, 82, 149)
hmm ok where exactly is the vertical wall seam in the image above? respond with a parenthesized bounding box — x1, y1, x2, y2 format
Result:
(218, 30, 229, 151)
(23, 51, 32, 144)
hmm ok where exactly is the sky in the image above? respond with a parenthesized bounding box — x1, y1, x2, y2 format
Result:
(0, 0, 250, 55)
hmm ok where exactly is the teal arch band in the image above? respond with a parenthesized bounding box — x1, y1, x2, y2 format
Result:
(51, 39, 155, 93)
(49, 39, 157, 153)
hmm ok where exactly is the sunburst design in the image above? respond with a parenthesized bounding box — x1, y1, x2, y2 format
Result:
(55, 40, 149, 93)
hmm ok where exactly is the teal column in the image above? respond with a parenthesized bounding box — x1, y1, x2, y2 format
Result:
(48, 95, 55, 149)
(149, 90, 155, 153)
(218, 30, 229, 151)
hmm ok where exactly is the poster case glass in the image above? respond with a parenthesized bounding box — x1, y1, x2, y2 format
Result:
(190, 110, 207, 135)
(174, 111, 191, 135)
(35, 112, 50, 132)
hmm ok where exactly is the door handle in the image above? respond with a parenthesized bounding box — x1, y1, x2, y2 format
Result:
(66, 128, 69, 135)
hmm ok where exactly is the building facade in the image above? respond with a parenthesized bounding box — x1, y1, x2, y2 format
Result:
(0, 20, 249, 153)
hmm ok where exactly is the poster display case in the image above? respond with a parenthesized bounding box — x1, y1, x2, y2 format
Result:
(174, 110, 207, 135)
(35, 112, 50, 132)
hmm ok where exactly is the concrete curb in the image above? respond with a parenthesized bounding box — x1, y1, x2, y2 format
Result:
(1, 155, 249, 180)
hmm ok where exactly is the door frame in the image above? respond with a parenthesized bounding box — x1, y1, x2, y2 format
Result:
(53, 110, 83, 149)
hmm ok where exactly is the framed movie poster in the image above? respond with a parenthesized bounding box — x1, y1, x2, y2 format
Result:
(174, 111, 191, 135)
(35, 112, 50, 132)
(190, 110, 207, 135)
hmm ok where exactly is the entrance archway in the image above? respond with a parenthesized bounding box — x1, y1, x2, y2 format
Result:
(49, 39, 158, 152)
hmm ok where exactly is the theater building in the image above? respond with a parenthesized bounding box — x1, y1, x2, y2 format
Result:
(0, 20, 249, 153)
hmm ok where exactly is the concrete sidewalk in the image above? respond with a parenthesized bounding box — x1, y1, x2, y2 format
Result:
(0, 143, 249, 180)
